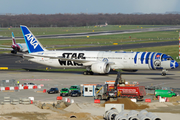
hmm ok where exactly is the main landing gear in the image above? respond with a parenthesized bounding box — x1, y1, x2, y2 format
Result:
(83, 67, 94, 75)
(11, 50, 17, 54)
(162, 69, 167, 76)
(83, 71, 94, 75)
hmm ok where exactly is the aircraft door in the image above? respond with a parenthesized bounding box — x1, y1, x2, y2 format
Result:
(97, 52, 112, 62)
(123, 55, 130, 68)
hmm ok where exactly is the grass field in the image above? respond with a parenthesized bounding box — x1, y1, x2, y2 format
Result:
(0, 29, 179, 47)
(0, 25, 177, 37)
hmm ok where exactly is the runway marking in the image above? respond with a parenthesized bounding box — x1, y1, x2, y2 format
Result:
(0, 67, 8, 70)
(21, 79, 52, 81)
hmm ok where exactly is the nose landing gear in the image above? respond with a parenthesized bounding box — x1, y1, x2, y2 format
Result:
(162, 69, 167, 76)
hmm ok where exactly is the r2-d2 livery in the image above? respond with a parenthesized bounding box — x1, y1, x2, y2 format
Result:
(118, 51, 179, 76)
(20, 25, 179, 76)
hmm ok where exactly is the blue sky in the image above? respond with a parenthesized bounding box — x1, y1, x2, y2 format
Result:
(0, 0, 180, 14)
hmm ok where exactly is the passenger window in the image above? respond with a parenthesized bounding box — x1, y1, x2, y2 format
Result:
(85, 88, 88, 92)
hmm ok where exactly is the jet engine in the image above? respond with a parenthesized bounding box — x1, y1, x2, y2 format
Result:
(91, 62, 110, 74)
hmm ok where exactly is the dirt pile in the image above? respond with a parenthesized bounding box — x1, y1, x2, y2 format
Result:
(103, 98, 149, 110)
(64, 103, 81, 113)
(169, 96, 180, 102)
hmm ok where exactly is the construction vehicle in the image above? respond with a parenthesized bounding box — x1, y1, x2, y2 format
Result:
(117, 86, 146, 100)
(95, 84, 109, 100)
(95, 71, 146, 100)
(95, 71, 122, 100)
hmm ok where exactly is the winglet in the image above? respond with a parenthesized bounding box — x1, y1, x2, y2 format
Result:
(12, 32, 16, 45)
(20, 25, 45, 53)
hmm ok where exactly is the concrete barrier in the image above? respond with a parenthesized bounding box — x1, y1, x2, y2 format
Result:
(146, 112, 161, 120)
(108, 109, 119, 120)
(12, 99, 19, 105)
(4, 97, 10, 104)
(127, 110, 139, 120)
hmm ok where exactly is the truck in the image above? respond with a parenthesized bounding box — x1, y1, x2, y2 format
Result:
(95, 72, 121, 100)
(117, 86, 146, 100)
(95, 71, 146, 100)
(95, 84, 109, 100)
(155, 89, 177, 98)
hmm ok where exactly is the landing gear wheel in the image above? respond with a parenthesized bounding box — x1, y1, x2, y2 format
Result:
(90, 71, 94, 75)
(11, 50, 17, 54)
(97, 95, 102, 100)
(83, 71, 94, 75)
(162, 72, 166, 76)
(83, 71, 87, 75)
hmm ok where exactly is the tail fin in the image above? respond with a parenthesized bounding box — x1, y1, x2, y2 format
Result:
(12, 32, 16, 45)
(20, 25, 45, 53)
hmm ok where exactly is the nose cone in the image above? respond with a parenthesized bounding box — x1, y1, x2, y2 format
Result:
(175, 62, 179, 68)
(170, 60, 179, 69)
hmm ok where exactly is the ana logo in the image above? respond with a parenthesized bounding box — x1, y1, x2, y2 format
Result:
(25, 33, 38, 49)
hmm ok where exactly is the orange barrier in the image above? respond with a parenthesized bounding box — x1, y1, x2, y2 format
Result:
(24, 86, 28, 89)
(5, 87, 10, 90)
(94, 99, 100, 103)
(33, 86, 37, 89)
(57, 96, 62, 100)
(43, 89, 46, 93)
(14, 86, 19, 90)
(145, 98, 151, 103)
(67, 98, 70, 103)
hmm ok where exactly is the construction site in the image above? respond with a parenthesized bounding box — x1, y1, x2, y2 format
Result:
(0, 70, 180, 120)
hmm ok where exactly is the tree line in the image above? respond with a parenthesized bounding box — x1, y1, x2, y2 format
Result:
(0, 13, 180, 27)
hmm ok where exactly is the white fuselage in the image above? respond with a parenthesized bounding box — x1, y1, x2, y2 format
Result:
(26, 50, 174, 70)
(17, 43, 28, 52)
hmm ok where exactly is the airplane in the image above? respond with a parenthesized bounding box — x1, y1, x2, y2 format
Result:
(96, 22, 108, 27)
(0, 32, 28, 54)
(20, 25, 179, 76)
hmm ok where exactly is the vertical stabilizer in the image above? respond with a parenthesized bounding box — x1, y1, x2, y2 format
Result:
(12, 32, 16, 45)
(20, 25, 45, 53)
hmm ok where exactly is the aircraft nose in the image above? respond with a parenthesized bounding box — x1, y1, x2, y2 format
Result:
(175, 62, 179, 68)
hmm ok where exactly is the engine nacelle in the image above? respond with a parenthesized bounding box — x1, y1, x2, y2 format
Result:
(91, 62, 110, 74)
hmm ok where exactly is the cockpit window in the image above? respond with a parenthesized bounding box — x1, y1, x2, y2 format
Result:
(161, 54, 174, 61)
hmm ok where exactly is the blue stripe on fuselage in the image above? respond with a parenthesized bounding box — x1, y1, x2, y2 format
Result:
(150, 52, 156, 70)
(145, 52, 151, 64)
(134, 52, 139, 64)
(141, 52, 146, 64)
